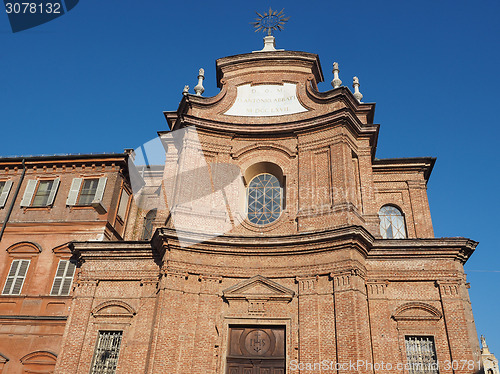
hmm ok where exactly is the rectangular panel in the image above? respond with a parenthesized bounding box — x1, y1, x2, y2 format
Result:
(313, 149, 331, 208)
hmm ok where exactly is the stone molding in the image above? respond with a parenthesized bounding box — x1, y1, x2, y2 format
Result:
(91, 300, 136, 318)
(392, 302, 442, 321)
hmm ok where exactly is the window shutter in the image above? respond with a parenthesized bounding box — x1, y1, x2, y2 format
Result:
(92, 177, 107, 204)
(2, 260, 20, 294)
(46, 177, 60, 206)
(50, 260, 66, 295)
(11, 260, 29, 294)
(2, 259, 30, 295)
(0, 180, 13, 208)
(20, 180, 37, 207)
(61, 262, 76, 295)
(66, 178, 83, 206)
(51, 260, 76, 296)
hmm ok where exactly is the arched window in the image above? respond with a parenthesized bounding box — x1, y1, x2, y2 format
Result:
(379, 205, 406, 239)
(247, 173, 282, 225)
(141, 209, 157, 240)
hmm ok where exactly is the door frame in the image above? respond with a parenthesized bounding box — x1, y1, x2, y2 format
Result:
(220, 317, 292, 374)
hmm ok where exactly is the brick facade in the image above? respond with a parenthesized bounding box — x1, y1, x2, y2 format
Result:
(0, 48, 482, 373)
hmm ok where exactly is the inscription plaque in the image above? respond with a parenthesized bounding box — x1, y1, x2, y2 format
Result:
(224, 83, 308, 117)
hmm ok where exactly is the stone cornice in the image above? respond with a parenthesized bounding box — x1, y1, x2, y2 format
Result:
(369, 238, 478, 264)
(156, 225, 374, 257)
(176, 109, 378, 140)
(304, 85, 375, 124)
(0, 153, 128, 167)
(69, 241, 163, 262)
(215, 51, 324, 89)
(372, 157, 436, 182)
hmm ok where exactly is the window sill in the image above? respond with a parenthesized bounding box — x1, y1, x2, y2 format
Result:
(22, 206, 52, 212)
(68, 205, 95, 210)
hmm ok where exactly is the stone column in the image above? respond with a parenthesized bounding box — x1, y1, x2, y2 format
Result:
(296, 276, 320, 370)
(330, 136, 356, 209)
(437, 281, 479, 373)
(366, 281, 399, 373)
(54, 279, 98, 374)
(357, 145, 379, 235)
(133, 278, 160, 373)
(190, 275, 223, 374)
(332, 269, 373, 374)
(407, 180, 434, 238)
(148, 271, 188, 374)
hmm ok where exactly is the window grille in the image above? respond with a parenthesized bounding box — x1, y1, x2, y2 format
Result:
(379, 205, 406, 239)
(90, 331, 123, 374)
(50, 260, 76, 296)
(247, 173, 282, 225)
(405, 336, 439, 374)
(2, 259, 30, 295)
(141, 209, 157, 240)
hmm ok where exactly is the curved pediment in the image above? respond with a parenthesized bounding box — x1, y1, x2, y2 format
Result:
(20, 351, 57, 364)
(0, 352, 8, 364)
(392, 302, 442, 321)
(166, 50, 375, 134)
(6, 241, 41, 254)
(92, 300, 136, 318)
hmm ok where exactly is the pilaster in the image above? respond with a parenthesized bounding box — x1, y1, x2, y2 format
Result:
(332, 268, 373, 374)
(437, 280, 478, 373)
(54, 279, 98, 374)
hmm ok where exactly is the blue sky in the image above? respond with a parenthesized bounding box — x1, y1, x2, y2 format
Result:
(1, 0, 499, 356)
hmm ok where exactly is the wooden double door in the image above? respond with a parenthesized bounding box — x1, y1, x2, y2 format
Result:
(226, 326, 285, 374)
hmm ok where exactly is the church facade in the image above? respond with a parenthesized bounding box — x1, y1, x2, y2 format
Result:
(0, 38, 484, 373)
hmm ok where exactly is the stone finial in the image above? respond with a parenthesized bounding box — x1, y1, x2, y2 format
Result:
(183, 85, 189, 95)
(253, 35, 285, 53)
(481, 335, 492, 354)
(481, 335, 487, 348)
(194, 68, 205, 96)
(352, 76, 363, 102)
(331, 62, 342, 88)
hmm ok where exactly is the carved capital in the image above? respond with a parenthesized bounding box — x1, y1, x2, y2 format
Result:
(161, 270, 188, 291)
(331, 268, 365, 293)
(198, 274, 222, 294)
(295, 276, 318, 295)
(407, 180, 427, 190)
(367, 280, 389, 298)
(74, 278, 98, 297)
(436, 281, 460, 298)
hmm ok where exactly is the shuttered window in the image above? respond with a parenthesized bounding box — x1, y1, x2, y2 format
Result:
(91, 331, 123, 374)
(21, 178, 60, 207)
(2, 260, 30, 295)
(405, 336, 439, 374)
(66, 177, 107, 206)
(50, 260, 76, 296)
(78, 179, 99, 205)
(32, 180, 54, 207)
